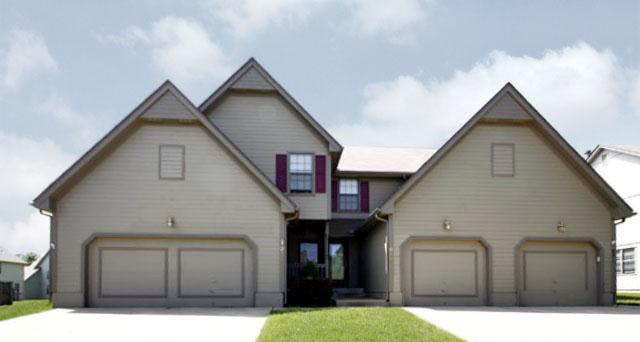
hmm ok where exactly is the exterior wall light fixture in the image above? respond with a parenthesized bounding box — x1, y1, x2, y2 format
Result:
(443, 219, 452, 231)
(557, 220, 566, 232)
(166, 216, 175, 228)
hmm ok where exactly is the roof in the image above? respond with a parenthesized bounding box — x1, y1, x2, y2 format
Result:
(587, 144, 640, 163)
(377, 83, 635, 220)
(199, 58, 342, 152)
(0, 251, 28, 265)
(24, 250, 49, 280)
(32, 81, 296, 214)
(337, 146, 436, 175)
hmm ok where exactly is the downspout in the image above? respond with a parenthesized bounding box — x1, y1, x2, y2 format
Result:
(283, 209, 299, 305)
(373, 209, 390, 302)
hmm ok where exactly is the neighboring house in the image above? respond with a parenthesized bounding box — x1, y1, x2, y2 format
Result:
(0, 251, 28, 300)
(31, 58, 633, 308)
(24, 250, 51, 299)
(588, 145, 640, 292)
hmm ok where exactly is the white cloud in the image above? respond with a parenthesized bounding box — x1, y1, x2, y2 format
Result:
(0, 132, 74, 255)
(207, 0, 430, 43)
(209, 0, 331, 39)
(346, 0, 430, 43)
(0, 213, 50, 256)
(1, 29, 57, 89)
(0, 132, 74, 205)
(37, 94, 103, 149)
(103, 17, 230, 84)
(330, 42, 638, 149)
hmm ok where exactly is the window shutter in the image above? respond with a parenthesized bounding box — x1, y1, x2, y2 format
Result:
(276, 154, 287, 192)
(360, 180, 369, 213)
(315, 155, 326, 193)
(331, 180, 338, 212)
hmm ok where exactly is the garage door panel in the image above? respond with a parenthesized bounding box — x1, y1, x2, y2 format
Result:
(412, 250, 478, 297)
(99, 248, 167, 297)
(403, 240, 487, 306)
(524, 252, 588, 292)
(178, 249, 244, 297)
(518, 241, 597, 306)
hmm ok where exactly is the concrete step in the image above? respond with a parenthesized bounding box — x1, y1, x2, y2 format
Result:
(333, 287, 365, 295)
(335, 298, 389, 307)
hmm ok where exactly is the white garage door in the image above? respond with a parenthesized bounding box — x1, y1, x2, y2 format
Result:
(403, 240, 487, 305)
(87, 237, 253, 307)
(518, 241, 597, 306)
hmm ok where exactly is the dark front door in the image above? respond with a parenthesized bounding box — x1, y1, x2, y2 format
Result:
(329, 242, 348, 287)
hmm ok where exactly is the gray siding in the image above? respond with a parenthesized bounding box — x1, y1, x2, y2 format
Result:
(54, 122, 284, 307)
(207, 93, 330, 219)
(390, 123, 614, 305)
(231, 67, 275, 90)
(141, 92, 193, 120)
(360, 222, 386, 296)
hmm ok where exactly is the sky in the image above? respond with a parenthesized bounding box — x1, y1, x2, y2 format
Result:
(1, 0, 639, 256)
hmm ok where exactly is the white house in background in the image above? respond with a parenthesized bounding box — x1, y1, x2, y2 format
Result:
(589, 145, 640, 292)
(24, 250, 51, 299)
(0, 251, 28, 300)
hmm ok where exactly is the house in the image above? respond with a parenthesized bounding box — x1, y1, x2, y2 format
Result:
(588, 145, 640, 292)
(31, 58, 633, 308)
(24, 250, 51, 299)
(0, 251, 28, 300)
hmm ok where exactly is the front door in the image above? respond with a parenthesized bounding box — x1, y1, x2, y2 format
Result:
(329, 242, 348, 287)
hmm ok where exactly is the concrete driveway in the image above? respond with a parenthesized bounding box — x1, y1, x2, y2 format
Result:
(0, 307, 270, 342)
(406, 306, 640, 342)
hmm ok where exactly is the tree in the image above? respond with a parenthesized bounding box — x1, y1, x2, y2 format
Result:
(21, 252, 38, 265)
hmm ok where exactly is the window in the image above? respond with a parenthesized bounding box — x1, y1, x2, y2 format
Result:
(159, 145, 185, 179)
(289, 154, 313, 193)
(618, 248, 636, 274)
(339, 179, 359, 211)
(492, 143, 514, 177)
(300, 242, 318, 264)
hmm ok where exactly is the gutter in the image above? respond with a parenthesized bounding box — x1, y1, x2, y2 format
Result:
(372, 208, 391, 303)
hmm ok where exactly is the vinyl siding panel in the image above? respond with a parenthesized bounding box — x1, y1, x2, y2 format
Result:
(0, 262, 25, 299)
(360, 222, 386, 296)
(231, 67, 275, 90)
(141, 92, 193, 120)
(391, 124, 614, 305)
(207, 93, 330, 219)
(55, 123, 283, 304)
(369, 178, 403, 210)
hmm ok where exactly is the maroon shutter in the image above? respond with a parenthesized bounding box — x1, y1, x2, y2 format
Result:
(276, 154, 287, 192)
(315, 155, 326, 193)
(360, 180, 369, 212)
(331, 180, 338, 212)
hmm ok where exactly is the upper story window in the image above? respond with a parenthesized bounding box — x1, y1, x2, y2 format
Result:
(289, 154, 313, 193)
(491, 143, 514, 177)
(617, 248, 636, 274)
(339, 179, 359, 211)
(159, 145, 185, 180)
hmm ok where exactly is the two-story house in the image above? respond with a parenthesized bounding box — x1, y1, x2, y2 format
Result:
(32, 59, 633, 308)
(588, 145, 640, 292)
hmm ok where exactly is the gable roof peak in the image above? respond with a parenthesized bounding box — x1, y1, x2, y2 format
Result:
(198, 59, 342, 152)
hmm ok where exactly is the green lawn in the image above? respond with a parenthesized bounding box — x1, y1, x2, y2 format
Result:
(256, 307, 463, 342)
(617, 292, 640, 306)
(0, 300, 52, 321)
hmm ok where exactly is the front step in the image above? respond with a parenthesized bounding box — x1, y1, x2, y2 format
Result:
(335, 298, 389, 307)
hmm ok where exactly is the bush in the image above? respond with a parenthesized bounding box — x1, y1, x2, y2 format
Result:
(289, 277, 333, 307)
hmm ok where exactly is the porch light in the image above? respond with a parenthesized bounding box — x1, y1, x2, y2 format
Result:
(443, 219, 452, 231)
(557, 220, 566, 232)
(166, 216, 175, 228)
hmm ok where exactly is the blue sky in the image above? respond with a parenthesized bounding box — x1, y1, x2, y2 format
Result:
(1, 0, 639, 255)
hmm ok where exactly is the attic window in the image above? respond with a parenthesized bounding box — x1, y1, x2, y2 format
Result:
(159, 145, 185, 179)
(491, 143, 514, 177)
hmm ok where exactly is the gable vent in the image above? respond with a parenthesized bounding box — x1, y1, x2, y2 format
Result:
(491, 143, 514, 177)
(159, 145, 185, 179)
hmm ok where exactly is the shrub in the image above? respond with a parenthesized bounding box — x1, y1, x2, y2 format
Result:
(289, 277, 333, 307)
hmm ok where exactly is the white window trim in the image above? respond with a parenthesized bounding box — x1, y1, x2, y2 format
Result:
(287, 152, 315, 194)
(617, 248, 636, 275)
(159, 144, 185, 180)
(338, 179, 359, 212)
